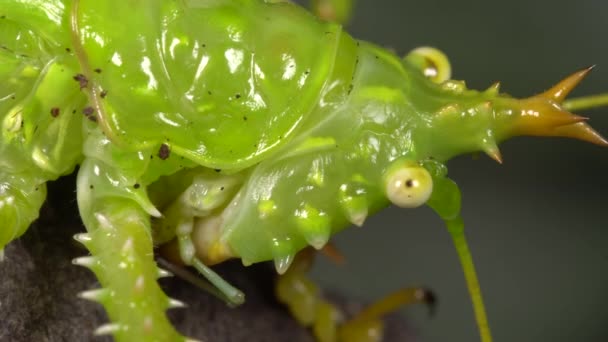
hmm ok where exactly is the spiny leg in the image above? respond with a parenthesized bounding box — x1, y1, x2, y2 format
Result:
(75, 159, 193, 342)
(0, 170, 47, 259)
(276, 248, 434, 342)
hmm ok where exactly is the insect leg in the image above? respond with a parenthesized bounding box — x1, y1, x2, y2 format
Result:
(174, 220, 245, 306)
(75, 158, 194, 342)
(276, 248, 342, 342)
(0, 171, 47, 258)
(151, 169, 245, 305)
(277, 247, 435, 342)
(338, 287, 436, 342)
(425, 166, 493, 342)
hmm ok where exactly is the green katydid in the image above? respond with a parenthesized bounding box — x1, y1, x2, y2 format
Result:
(0, 1, 606, 341)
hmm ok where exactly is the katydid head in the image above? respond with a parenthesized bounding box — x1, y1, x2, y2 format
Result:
(408, 64, 607, 164)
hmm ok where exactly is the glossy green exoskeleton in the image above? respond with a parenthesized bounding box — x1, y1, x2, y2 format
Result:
(1, 1, 606, 341)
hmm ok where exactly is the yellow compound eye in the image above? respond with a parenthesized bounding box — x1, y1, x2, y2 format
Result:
(404, 46, 452, 83)
(384, 163, 433, 208)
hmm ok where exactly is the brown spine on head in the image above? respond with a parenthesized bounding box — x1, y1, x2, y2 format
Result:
(497, 66, 608, 147)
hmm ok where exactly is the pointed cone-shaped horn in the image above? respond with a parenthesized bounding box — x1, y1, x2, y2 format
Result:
(552, 122, 608, 146)
(540, 66, 595, 103)
(485, 82, 501, 96)
(493, 66, 607, 147)
(506, 97, 587, 137)
(482, 142, 503, 164)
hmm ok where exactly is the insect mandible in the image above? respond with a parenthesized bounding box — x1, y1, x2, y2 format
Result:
(1, 0, 606, 342)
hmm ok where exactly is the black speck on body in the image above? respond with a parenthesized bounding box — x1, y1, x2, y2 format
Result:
(89, 185, 94, 189)
(100, 90, 108, 98)
(158, 144, 171, 160)
(214, 169, 222, 173)
(235, 94, 241, 99)
(65, 47, 71, 53)
(94, 68, 102, 73)
(82, 107, 97, 122)
(133, 183, 141, 189)
(243, 116, 247, 121)
(220, 186, 225, 191)
(73, 74, 88, 89)
(50, 107, 60, 118)
(82, 106, 95, 116)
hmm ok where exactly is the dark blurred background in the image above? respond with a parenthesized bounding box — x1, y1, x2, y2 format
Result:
(295, 1, 608, 341)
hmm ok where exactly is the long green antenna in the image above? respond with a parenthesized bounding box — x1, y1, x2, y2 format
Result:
(426, 174, 493, 342)
(563, 93, 608, 112)
(446, 217, 493, 342)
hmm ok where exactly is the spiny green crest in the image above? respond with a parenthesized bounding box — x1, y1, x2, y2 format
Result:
(422, 66, 606, 163)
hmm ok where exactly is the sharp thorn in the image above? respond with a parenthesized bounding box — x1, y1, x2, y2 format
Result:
(305, 234, 330, 250)
(274, 254, 294, 275)
(484, 149, 503, 164)
(73, 233, 92, 246)
(347, 209, 367, 227)
(168, 298, 187, 309)
(486, 81, 501, 95)
(157, 268, 173, 278)
(94, 213, 113, 229)
(78, 288, 109, 302)
(541, 65, 594, 103)
(481, 140, 503, 164)
(72, 256, 97, 268)
(553, 122, 608, 147)
(94, 323, 123, 336)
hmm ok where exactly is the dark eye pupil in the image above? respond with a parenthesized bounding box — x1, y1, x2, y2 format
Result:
(405, 179, 414, 188)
